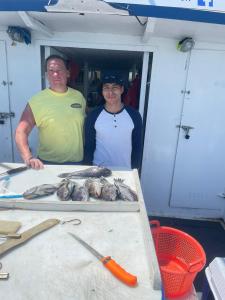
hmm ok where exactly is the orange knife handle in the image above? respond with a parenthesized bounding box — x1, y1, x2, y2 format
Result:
(101, 256, 137, 287)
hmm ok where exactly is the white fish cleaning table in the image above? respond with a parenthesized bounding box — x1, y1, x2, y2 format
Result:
(0, 163, 161, 300)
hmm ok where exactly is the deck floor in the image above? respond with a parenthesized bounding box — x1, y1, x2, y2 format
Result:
(148, 216, 225, 293)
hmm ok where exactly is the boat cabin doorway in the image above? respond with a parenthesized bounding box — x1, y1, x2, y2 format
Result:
(41, 46, 153, 169)
(41, 46, 152, 113)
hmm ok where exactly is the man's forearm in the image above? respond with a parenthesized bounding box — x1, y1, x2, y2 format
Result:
(15, 129, 33, 163)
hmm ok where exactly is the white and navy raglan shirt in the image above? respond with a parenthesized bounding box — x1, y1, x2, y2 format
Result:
(84, 105, 142, 169)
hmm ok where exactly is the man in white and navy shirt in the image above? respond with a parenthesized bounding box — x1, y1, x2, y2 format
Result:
(84, 72, 143, 170)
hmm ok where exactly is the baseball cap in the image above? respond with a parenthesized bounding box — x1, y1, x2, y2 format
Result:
(101, 71, 124, 86)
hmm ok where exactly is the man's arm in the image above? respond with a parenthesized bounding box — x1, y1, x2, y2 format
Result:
(15, 104, 44, 169)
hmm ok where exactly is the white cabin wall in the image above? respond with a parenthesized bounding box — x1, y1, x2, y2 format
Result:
(141, 40, 188, 217)
(0, 29, 41, 162)
(142, 40, 225, 219)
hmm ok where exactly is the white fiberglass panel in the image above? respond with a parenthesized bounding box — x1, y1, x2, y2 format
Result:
(170, 49, 225, 210)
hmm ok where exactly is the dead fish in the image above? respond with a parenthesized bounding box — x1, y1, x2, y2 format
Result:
(100, 178, 118, 201)
(57, 179, 75, 201)
(23, 184, 57, 200)
(85, 178, 102, 198)
(114, 178, 138, 202)
(71, 184, 89, 201)
(58, 166, 112, 179)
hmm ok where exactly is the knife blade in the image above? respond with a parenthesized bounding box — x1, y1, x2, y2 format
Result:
(0, 166, 28, 178)
(68, 232, 137, 286)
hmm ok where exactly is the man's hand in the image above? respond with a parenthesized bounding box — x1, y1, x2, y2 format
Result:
(24, 157, 44, 170)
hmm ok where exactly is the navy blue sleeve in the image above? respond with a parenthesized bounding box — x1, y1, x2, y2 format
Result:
(125, 106, 143, 169)
(84, 106, 103, 165)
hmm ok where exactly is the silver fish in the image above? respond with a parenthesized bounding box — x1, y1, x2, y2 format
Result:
(57, 179, 75, 201)
(114, 178, 138, 202)
(23, 184, 57, 200)
(84, 178, 102, 198)
(58, 166, 112, 179)
(71, 184, 89, 201)
(100, 178, 118, 201)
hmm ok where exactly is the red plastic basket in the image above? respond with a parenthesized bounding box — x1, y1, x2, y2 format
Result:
(150, 220, 206, 298)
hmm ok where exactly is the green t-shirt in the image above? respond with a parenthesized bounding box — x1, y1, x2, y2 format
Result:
(29, 88, 86, 163)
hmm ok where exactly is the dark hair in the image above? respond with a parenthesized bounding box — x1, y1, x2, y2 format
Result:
(101, 72, 124, 86)
(45, 55, 69, 71)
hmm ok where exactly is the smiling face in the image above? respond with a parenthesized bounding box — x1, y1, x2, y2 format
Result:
(102, 83, 124, 106)
(46, 58, 70, 92)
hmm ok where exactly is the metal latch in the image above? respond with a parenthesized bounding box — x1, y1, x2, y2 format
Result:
(176, 125, 194, 139)
(0, 112, 15, 119)
(0, 112, 15, 125)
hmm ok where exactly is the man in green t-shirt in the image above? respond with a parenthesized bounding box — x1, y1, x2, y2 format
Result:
(15, 55, 86, 169)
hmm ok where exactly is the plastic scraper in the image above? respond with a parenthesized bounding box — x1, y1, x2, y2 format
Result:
(0, 219, 60, 257)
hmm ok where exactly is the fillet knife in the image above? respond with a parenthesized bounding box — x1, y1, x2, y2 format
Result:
(0, 166, 28, 179)
(68, 232, 137, 286)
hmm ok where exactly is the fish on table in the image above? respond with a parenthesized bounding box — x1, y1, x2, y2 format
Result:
(100, 178, 118, 201)
(84, 178, 102, 198)
(84, 177, 118, 201)
(58, 166, 112, 179)
(57, 179, 75, 201)
(21, 174, 138, 202)
(83, 177, 138, 202)
(71, 184, 89, 201)
(23, 184, 58, 200)
(114, 178, 138, 202)
(56, 179, 89, 201)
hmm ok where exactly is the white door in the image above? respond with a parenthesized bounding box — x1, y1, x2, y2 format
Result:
(0, 41, 13, 162)
(170, 49, 225, 212)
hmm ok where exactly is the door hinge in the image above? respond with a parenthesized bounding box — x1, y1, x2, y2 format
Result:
(1, 81, 12, 86)
(181, 90, 190, 95)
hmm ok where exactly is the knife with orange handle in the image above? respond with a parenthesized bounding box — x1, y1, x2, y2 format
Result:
(68, 232, 137, 287)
